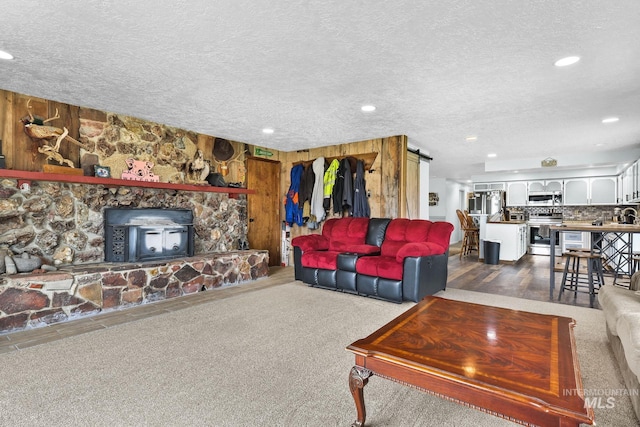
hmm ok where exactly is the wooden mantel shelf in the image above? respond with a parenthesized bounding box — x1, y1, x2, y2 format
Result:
(0, 169, 255, 195)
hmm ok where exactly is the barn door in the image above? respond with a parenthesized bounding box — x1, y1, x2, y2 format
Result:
(405, 151, 420, 219)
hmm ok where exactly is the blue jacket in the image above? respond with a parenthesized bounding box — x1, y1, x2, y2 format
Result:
(284, 164, 304, 226)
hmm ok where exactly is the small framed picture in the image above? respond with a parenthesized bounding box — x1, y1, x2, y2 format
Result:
(94, 165, 111, 178)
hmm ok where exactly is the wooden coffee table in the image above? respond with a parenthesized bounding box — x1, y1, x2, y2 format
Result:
(346, 296, 594, 426)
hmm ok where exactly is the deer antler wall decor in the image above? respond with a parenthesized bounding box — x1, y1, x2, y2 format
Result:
(211, 137, 245, 177)
(20, 99, 91, 168)
(211, 148, 245, 177)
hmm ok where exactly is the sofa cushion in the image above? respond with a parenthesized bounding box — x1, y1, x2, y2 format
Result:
(356, 255, 403, 281)
(598, 284, 640, 336)
(330, 242, 380, 254)
(616, 311, 640, 378)
(395, 242, 446, 263)
(301, 251, 339, 270)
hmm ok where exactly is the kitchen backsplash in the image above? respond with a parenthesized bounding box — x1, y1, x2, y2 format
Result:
(510, 205, 632, 221)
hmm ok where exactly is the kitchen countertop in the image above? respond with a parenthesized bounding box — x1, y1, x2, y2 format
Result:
(487, 221, 527, 225)
(550, 223, 640, 232)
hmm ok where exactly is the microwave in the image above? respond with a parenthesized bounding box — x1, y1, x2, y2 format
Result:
(528, 193, 562, 206)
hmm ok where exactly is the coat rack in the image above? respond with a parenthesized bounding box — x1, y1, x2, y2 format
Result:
(292, 152, 378, 172)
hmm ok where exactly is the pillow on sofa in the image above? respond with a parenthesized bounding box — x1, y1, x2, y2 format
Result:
(395, 242, 445, 263)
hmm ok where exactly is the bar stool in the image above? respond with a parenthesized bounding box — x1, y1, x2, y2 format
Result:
(558, 250, 605, 308)
(456, 210, 479, 259)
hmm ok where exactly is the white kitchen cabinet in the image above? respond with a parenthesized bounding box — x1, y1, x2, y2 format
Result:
(545, 180, 563, 192)
(528, 180, 563, 193)
(564, 176, 616, 205)
(590, 176, 617, 204)
(564, 178, 589, 205)
(506, 181, 527, 206)
(618, 174, 625, 204)
(474, 182, 505, 192)
(485, 222, 527, 262)
(621, 161, 640, 203)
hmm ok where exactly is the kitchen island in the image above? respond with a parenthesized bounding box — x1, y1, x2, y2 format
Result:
(549, 223, 640, 299)
(484, 221, 528, 262)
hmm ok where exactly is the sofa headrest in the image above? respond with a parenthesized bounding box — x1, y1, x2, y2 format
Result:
(381, 219, 454, 257)
(322, 217, 370, 249)
(365, 218, 391, 247)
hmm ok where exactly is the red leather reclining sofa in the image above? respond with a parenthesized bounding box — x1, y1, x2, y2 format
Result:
(291, 217, 454, 303)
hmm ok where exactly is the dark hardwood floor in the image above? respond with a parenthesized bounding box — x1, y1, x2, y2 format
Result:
(446, 244, 612, 310)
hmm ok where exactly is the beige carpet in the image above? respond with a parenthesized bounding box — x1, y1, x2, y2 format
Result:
(0, 281, 635, 426)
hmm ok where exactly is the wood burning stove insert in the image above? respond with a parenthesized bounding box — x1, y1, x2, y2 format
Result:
(104, 208, 194, 262)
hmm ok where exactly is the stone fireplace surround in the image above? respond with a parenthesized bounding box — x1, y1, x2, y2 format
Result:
(0, 177, 268, 334)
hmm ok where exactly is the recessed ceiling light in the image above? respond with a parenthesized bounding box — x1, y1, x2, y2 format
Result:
(465, 136, 478, 142)
(361, 105, 376, 112)
(487, 153, 497, 158)
(262, 128, 274, 134)
(0, 50, 14, 60)
(602, 117, 619, 124)
(554, 56, 580, 67)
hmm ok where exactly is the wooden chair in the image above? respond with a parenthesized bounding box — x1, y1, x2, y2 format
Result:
(456, 209, 479, 259)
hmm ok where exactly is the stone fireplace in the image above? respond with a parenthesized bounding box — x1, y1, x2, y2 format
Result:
(0, 178, 268, 335)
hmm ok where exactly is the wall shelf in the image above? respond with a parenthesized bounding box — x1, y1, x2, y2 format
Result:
(0, 169, 254, 196)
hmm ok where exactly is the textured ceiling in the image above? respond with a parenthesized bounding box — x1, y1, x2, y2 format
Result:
(1, 1, 640, 182)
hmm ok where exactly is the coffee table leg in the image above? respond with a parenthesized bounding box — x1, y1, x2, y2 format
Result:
(349, 366, 372, 427)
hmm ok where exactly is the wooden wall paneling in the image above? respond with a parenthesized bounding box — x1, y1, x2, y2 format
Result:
(0, 90, 13, 168)
(399, 136, 408, 218)
(364, 139, 383, 218)
(379, 136, 404, 218)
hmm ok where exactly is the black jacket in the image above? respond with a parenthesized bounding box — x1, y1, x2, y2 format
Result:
(353, 159, 370, 217)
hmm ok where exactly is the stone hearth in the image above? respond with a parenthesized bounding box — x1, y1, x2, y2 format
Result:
(0, 250, 268, 334)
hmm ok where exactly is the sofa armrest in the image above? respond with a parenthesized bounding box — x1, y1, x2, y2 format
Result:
(395, 242, 446, 263)
(291, 234, 329, 252)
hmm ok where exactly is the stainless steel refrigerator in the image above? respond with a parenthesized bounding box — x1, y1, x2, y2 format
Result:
(468, 191, 505, 216)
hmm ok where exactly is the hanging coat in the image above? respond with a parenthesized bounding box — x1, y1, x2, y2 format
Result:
(299, 163, 315, 207)
(333, 160, 345, 214)
(323, 159, 340, 211)
(299, 163, 315, 222)
(341, 157, 354, 216)
(310, 157, 326, 222)
(284, 164, 304, 226)
(352, 159, 370, 218)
